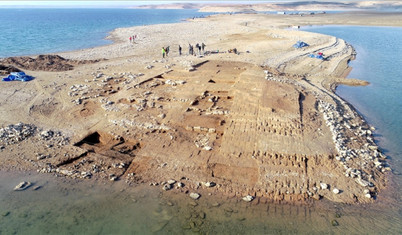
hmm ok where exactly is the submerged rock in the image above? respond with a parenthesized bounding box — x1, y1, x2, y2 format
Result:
(331, 219, 339, 226)
(14, 181, 32, 191)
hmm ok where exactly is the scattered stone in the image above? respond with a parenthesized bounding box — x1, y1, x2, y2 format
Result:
(0, 123, 36, 145)
(166, 201, 174, 206)
(190, 192, 201, 200)
(2, 211, 10, 217)
(158, 113, 166, 119)
(331, 219, 339, 226)
(189, 201, 198, 207)
(109, 174, 118, 181)
(332, 188, 340, 194)
(211, 202, 220, 207)
(363, 189, 370, 194)
(204, 181, 216, 187)
(224, 207, 233, 213)
(242, 195, 254, 202)
(33, 186, 42, 190)
(167, 179, 176, 185)
(177, 182, 184, 188)
(14, 181, 32, 191)
(365, 193, 371, 199)
(199, 211, 206, 219)
(320, 183, 328, 190)
(356, 178, 371, 187)
(163, 184, 173, 191)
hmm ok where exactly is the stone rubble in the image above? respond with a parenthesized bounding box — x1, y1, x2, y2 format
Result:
(264, 69, 388, 200)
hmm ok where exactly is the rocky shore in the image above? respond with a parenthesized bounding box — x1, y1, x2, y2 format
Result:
(1, 12, 398, 204)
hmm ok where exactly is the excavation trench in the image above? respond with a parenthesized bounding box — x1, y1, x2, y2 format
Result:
(56, 131, 141, 178)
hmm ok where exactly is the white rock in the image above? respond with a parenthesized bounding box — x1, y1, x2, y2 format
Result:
(204, 182, 216, 187)
(320, 183, 328, 190)
(356, 178, 370, 187)
(190, 193, 200, 200)
(332, 188, 340, 194)
(167, 180, 176, 185)
(365, 193, 371, 198)
(14, 181, 32, 191)
(242, 195, 254, 202)
(363, 189, 370, 194)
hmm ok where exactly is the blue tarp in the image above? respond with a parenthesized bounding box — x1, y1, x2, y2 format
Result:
(309, 54, 324, 60)
(293, 41, 309, 48)
(2, 72, 34, 82)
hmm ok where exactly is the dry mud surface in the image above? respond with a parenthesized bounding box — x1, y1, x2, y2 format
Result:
(0, 13, 398, 204)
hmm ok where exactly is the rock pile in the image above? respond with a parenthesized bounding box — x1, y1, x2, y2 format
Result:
(317, 99, 389, 197)
(0, 123, 69, 147)
(0, 123, 36, 145)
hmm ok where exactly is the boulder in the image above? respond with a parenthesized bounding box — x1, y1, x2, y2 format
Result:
(242, 195, 254, 202)
(190, 193, 200, 200)
(13, 181, 32, 191)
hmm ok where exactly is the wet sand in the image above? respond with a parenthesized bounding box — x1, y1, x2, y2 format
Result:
(0, 12, 401, 205)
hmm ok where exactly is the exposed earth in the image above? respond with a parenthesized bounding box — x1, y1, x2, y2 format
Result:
(1, 12, 398, 204)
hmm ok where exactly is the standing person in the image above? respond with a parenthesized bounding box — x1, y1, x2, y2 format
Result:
(179, 45, 182, 56)
(129, 36, 132, 43)
(195, 43, 200, 55)
(165, 46, 170, 57)
(162, 47, 166, 59)
(201, 43, 206, 54)
(189, 44, 193, 55)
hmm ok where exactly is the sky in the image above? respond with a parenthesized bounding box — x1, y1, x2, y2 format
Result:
(0, 1, 369, 8)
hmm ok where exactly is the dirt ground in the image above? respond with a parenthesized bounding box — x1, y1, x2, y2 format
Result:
(1, 12, 398, 204)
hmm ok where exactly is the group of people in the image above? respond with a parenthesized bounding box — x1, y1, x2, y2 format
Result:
(189, 43, 206, 56)
(162, 43, 206, 59)
(162, 46, 170, 58)
(129, 35, 137, 43)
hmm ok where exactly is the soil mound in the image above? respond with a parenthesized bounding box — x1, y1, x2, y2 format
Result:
(0, 64, 21, 75)
(0, 55, 104, 72)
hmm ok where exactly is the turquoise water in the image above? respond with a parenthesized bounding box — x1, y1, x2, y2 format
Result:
(0, 8, 210, 58)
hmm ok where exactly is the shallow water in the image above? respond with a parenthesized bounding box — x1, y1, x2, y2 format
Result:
(1, 170, 401, 234)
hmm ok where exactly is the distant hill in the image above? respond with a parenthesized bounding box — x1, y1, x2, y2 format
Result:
(130, 1, 402, 12)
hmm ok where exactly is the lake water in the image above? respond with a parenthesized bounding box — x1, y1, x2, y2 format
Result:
(0, 8, 210, 58)
(0, 10, 401, 234)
